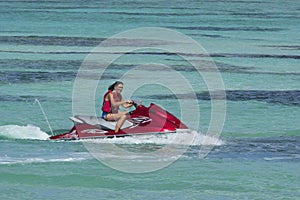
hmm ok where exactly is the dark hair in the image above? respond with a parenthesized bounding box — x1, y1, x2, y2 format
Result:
(108, 81, 123, 91)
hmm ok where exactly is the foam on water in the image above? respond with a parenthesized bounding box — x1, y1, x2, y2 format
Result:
(82, 130, 224, 146)
(0, 156, 88, 165)
(0, 124, 49, 140)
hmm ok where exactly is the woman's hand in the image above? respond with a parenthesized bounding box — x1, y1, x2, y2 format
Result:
(126, 100, 133, 104)
(123, 100, 133, 108)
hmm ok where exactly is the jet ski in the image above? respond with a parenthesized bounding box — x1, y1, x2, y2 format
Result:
(49, 101, 188, 140)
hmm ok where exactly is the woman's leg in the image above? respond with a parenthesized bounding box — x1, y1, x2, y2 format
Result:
(105, 112, 127, 133)
(115, 114, 127, 133)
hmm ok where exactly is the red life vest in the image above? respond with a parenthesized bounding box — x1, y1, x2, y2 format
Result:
(101, 90, 122, 113)
(101, 90, 112, 113)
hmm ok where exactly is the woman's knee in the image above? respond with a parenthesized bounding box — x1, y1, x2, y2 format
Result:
(120, 113, 127, 120)
(106, 114, 118, 121)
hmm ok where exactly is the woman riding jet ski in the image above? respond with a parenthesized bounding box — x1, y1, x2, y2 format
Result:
(49, 82, 188, 140)
(101, 81, 134, 133)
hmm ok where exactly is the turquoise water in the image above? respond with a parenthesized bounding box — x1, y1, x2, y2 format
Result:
(0, 0, 299, 199)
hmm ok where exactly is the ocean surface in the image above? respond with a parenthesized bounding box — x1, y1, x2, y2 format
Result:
(0, 0, 299, 199)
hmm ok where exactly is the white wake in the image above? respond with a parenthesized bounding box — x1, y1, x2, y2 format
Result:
(0, 124, 49, 140)
(82, 130, 224, 146)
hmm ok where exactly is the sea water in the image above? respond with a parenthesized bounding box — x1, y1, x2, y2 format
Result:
(0, 0, 299, 199)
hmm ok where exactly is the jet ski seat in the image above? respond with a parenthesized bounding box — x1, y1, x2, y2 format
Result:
(70, 115, 133, 130)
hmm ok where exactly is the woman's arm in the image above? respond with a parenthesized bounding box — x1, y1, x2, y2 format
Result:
(123, 100, 133, 108)
(121, 97, 133, 108)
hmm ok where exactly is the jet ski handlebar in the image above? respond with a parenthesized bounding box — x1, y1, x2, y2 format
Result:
(131, 100, 142, 108)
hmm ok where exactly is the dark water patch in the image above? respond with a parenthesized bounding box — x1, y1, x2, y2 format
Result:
(141, 90, 300, 106)
(247, 71, 300, 76)
(170, 61, 253, 74)
(0, 0, 63, 2)
(210, 61, 254, 73)
(0, 95, 69, 103)
(2, 45, 299, 60)
(205, 136, 300, 161)
(0, 70, 119, 84)
(187, 33, 230, 39)
(215, 61, 300, 76)
(0, 30, 32, 33)
(4, 58, 297, 78)
(168, 26, 285, 32)
(164, 59, 300, 76)
(216, 0, 269, 3)
(102, 60, 253, 74)
(0, 36, 170, 47)
(0, 36, 104, 47)
(0, 71, 76, 83)
(0, 50, 184, 56)
(0, 59, 81, 71)
(0, 50, 88, 54)
(230, 12, 300, 19)
(230, 12, 270, 18)
(0, 59, 138, 72)
(225, 90, 300, 106)
(129, 52, 300, 60)
(210, 53, 300, 60)
(128, 52, 300, 60)
(101, 11, 201, 17)
(118, 52, 300, 61)
(4, 59, 295, 76)
(11, 3, 98, 10)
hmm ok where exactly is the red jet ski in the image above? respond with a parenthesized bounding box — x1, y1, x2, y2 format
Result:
(49, 101, 188, 140)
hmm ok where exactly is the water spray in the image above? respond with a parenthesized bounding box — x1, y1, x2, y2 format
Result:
(33, 99, 54, 136)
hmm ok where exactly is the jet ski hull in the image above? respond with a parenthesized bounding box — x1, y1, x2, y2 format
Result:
(49, 103, 188, 140)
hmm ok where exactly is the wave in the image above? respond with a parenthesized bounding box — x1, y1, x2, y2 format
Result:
(81, 130, 224, 146)
(264, 155, 300, 161)
(0, 156, 88, 165)
(0, 124, 49, 140)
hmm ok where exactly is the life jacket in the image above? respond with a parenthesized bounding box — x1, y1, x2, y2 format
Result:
(101, 90, 122, 113)
(101, 90, 112, 113)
